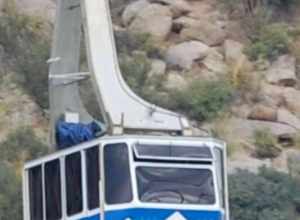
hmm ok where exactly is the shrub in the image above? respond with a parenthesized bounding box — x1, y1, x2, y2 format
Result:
(120, 53, 151, 94)
(0, 162, 22, 220)
(171, 80, 234, 121)
(115, 31, 163, 59)
(0, 127, 48, 165)
(229, 168, 300, 220)
(0, 0, 50, 109)
(245, 24, 291, 61)
(242, 7, 273, 40)
(267, 0, 297, 9)
(119, 53, 173, 108)
(253, 129, 281, 158)
(0, 127, 48, 220)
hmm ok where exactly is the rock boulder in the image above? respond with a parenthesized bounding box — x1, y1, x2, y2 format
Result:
(165, 41, 209, 70)
(225, 117, 297, 140)
(283, 88, 300, 115)
(202, 49, 228, 75)
(129, 4, 173, 42)
(149, 0, 191, 18)
(122, 0, 150, 26)
(277, 108, 300, 130)
(266, 55, 297, 87)
(248, 104, 277, 122)
(180, 20, 227, 46)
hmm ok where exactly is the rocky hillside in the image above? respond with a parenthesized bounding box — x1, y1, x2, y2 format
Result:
(0, 0, 300, 219)
(117, 0, 300, 173)
(0, 0, 300, 173)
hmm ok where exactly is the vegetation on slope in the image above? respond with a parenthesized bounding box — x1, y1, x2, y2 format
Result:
(0, 0, 299, 219)
(229, 167, 300, 220)
(0, 0, 50, 109)
(0, 128, 48, 220)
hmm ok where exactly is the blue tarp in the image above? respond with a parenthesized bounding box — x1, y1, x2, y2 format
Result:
(56, 121, 102, 149)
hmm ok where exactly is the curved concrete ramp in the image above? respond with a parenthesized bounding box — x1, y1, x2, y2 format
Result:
(81, 0, 191, 134)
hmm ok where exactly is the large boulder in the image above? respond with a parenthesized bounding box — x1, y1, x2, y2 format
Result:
(248, 104, 277, 122)
(149, 0, 191, 18)
(165, 41, 209, 69)
(266, 55, 297, 87)
(277, 108, 300, 130)
(201, 49, 228, 75)
(224, 117, 297, 140)
(129, 4, 173, 42)
(122, 0, 150, 26)
(260, 82, 285, 106)
(180, 20, 227, 46)
(283, 88, 300, 115)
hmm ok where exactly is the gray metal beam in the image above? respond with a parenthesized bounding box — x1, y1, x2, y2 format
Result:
(49, 0, 93, 147)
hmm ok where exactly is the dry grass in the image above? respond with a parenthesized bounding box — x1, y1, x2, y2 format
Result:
(211, 114, 241, 157)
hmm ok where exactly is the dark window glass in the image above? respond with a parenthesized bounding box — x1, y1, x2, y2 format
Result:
(29, 166, 43, 220)
(135, 145, 212, 159)
(86, 146, 100, 210)
(104, 143, 132, 204)
(45, 160, 62, 220)
(136, 167, 215, 205)
(65, 152, 83, 215)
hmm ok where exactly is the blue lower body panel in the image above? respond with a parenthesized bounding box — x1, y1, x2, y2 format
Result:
(80, 208, 222, 220)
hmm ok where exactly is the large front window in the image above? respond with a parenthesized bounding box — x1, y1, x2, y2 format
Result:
(136, 167, 215, 205)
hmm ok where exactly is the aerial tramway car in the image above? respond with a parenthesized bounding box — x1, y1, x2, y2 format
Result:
(22, 0, 230, 219)
(23, 136, 229, 220)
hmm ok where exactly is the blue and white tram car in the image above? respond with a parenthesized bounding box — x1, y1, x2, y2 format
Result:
(23, 136, 229, 220)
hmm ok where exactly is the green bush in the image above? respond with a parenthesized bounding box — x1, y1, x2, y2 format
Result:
(115, 31, 163, 59)
(245, 24, 291, 61)
(120, 53, 151, 94)
(0, 127, 48, 220)
(253, 129, 281, 158)
(0, 0, 50, 109)
(0, 127, 48, 164)
(120, 53, 172, 108)
(0, 162, 22, 220)
(171, 80, 234, 121)
(267, 0, 297, 8)
(229, 168, 300, 220)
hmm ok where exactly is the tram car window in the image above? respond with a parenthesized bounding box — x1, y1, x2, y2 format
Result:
(28, 166, 43, 220)
(45, 159, 62, 220)
(65, 152, 83, 216)
(134, 144, 213, 160)
(104, 143, 133, 204)
(86, 146, 100, 210)
(136, 167, 215, 205)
